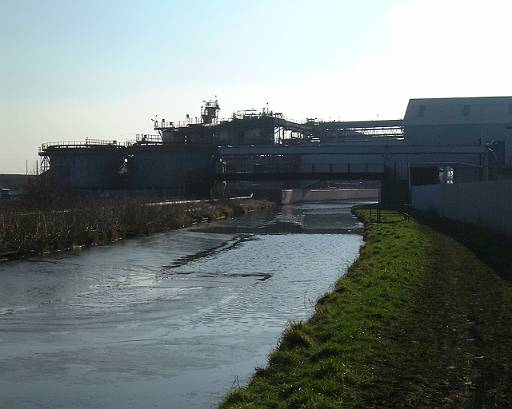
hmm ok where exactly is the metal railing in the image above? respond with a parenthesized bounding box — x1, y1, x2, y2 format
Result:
(154, 112, 292, 130)
(135, 134, 162, 144)
(39, 138, 124, 152)
(155, 118, 218, 128)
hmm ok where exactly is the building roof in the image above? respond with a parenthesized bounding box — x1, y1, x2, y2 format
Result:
(404, 96, 512, 126)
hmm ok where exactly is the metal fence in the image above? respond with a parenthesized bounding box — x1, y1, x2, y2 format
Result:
(411, 180, 512, 234)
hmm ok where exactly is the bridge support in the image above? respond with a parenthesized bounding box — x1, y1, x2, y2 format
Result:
(380, 178, 409, 204)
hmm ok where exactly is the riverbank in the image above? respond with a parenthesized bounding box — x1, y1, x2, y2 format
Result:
(0, 199, 273, 261)
(0, 200, 362, 409)
(219, 206, 512, 408)
(413, 210, 512, 285)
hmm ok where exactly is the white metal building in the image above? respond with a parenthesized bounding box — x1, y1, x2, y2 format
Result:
(404, 97, 512, 168)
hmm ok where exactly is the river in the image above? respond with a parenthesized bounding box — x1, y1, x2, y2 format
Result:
(0, 200, 368, 409)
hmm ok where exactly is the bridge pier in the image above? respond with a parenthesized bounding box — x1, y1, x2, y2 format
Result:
(380, 178, 409, 204)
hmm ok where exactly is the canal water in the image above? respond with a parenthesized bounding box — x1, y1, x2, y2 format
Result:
(0, 201, 367, 409)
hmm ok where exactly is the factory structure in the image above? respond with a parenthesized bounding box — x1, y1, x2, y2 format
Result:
(39, 96, 512, 202)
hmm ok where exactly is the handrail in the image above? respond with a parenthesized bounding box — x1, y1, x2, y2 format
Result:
(154, 112, 303, 130)
(40, 138, 124, 152)
(135, 134, 162, 143)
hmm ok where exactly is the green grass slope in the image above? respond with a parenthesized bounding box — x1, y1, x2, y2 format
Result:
(219, 208, 512, 408)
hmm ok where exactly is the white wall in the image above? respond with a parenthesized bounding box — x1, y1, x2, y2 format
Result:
(411, 180, 512, 234)
(282, 188, 379, 205)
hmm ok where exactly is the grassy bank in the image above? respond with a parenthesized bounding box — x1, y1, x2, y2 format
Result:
(413, 210, 512, 285)
(0, 199, 273, 260)
(219, 207, 512, 408)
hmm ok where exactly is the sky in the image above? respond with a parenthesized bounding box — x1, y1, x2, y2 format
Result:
(1, 0, 512, 173)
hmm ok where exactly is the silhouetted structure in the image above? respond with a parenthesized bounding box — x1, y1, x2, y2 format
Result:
(39, 97, 512, 201)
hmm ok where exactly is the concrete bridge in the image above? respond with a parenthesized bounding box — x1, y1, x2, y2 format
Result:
(215, 142, 489, 202)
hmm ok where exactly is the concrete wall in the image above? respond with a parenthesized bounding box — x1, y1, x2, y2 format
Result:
(282, 188, 379, 205)
(411, 180, 512, 234)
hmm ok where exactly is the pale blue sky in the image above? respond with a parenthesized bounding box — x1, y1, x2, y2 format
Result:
(2, 0, 394, 101)
(2, 0, 512, 172)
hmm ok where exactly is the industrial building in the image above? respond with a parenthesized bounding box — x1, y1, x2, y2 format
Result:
(39, 97, 512, 202)
(404, 97, 512, 168)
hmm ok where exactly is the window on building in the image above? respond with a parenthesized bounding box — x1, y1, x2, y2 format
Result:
(418, 105, 426, 117)
(463, 104, 471, 116)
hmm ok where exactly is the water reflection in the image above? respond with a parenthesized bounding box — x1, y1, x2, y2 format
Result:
(0, 201, 366, 409)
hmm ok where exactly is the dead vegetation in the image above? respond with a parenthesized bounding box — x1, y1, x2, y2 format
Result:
(0, 178, 273, 259)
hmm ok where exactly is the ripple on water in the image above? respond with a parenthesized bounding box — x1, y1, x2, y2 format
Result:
(0, 201, 367, 409)
(163, 234, 362, 327)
